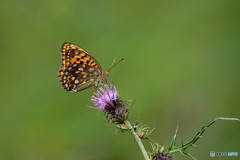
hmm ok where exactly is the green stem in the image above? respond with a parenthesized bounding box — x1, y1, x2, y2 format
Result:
(124, 120, 150, 160)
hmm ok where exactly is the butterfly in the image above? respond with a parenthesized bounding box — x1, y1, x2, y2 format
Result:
(58, 42, 123, 92)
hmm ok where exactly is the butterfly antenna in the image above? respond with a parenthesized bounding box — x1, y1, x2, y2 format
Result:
(109, 57, 117, 70)
(108, 58, 124, 71)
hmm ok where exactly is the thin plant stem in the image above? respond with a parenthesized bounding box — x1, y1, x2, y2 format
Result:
(124, 120, 150, 160)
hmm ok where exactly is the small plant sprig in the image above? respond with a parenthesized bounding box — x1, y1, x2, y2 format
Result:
(88, 82, 239, 160)
(149, 117, 239, 160)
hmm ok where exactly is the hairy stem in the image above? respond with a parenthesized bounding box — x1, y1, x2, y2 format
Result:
(124, 120, 150, 160)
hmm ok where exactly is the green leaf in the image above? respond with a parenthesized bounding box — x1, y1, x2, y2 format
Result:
(167, 117, 239, 159)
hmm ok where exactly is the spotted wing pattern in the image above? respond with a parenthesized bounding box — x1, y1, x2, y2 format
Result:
(58, 42, 103, 92)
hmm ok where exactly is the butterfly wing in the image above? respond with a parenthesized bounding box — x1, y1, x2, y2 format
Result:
(58, 42, 103, 92)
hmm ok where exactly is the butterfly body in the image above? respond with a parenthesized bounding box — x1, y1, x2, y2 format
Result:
(58, 42, 109, 92)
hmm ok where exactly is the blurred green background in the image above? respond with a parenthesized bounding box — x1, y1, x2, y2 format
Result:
(0, 0, 239, 160)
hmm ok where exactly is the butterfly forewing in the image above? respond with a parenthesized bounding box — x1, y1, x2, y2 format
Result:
(58, 42, 103, 92)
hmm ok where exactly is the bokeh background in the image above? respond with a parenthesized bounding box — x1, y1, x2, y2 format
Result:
(0, 0, 239, 160)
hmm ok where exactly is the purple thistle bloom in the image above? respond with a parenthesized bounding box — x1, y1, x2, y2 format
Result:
(89, 83, 129, 124)
(90, 83, 118, 110)
(152, 152, 172, 160)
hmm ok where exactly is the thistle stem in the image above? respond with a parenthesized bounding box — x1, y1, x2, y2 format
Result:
(124, 120, 150, 160)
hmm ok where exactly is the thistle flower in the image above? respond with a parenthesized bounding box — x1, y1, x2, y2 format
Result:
(152, 152, 172, 160)
(150, 144, 172, 160)
(89, 83, 129, 124)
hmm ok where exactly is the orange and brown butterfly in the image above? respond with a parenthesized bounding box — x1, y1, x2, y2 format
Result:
(58, 42, 122, 92)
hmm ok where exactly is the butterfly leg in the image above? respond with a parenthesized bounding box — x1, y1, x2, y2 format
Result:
(93, 86, 97, 93)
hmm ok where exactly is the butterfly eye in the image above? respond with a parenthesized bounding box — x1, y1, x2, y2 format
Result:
(105, 71, 110, 78)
